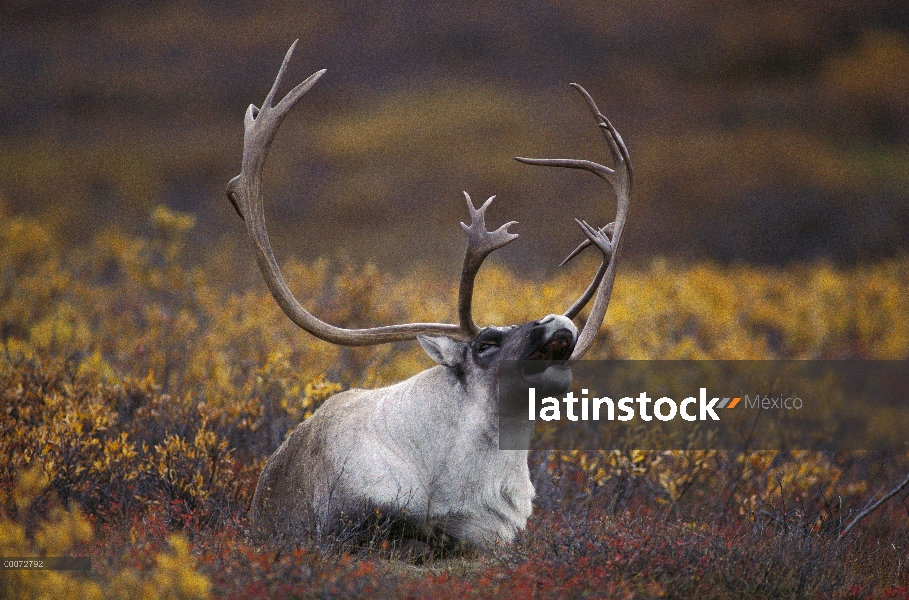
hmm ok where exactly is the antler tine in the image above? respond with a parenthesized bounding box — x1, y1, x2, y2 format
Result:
(227, 41, 469, 346)
(514, 83, 632, 359)
(558, 220, 614, 320)
(230, 41, 326, 223)
(261, 40, 296, 111)
(458, 192, 519, 335)
(560, 221, 614, 267)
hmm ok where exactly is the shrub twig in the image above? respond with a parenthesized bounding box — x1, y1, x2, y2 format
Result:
(839, 470, 909, 539)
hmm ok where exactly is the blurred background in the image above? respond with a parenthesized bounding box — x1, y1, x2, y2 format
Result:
(1, 0, 907, 278)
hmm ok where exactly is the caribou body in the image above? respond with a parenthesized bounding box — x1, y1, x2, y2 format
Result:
(227, 41, 632, 551)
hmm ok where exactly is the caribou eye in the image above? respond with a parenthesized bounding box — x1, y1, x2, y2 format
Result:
(477, 340, 500, 353)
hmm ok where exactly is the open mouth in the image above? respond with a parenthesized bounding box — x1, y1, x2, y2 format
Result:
(526, 330, 575, 362)
(519, 329, 575, 394)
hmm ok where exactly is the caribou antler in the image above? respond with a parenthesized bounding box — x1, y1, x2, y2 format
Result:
(515, 83, 632, 359)
(228, 43, 628, 351)
(227, 40, 469, 345)
(457, 193, 518, 336)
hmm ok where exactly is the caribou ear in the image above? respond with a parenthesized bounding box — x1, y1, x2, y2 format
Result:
(417, 335, 467, 368)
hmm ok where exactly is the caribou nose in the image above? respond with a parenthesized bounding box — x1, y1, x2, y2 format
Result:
(538, 314, 578, 340)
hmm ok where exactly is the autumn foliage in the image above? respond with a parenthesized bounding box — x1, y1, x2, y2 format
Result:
(2, 206, 908, 598)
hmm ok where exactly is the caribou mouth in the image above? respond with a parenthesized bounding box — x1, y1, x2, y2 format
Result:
(526, 330, 575, 361)
(520, 329, 575, 395)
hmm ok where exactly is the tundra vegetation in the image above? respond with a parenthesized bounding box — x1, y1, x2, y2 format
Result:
(1, 205, 908, 598)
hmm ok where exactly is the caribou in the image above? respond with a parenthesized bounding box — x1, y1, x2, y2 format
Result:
(226, 41, 632, 552)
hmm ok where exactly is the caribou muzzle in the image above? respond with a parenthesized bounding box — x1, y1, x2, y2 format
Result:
(526, 331, 575, 361)
(519, 315, 577, 394)
(523, 314, 577, 362)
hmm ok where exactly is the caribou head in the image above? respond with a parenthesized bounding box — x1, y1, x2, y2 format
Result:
(227, 41, 631, 552)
